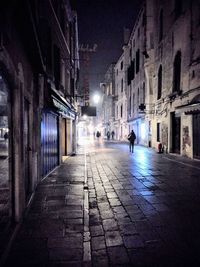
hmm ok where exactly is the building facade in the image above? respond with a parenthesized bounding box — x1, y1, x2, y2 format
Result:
(149, 0, 200, 158)
(114, 53, 128, 140)
(39, 0, 79, 177)
(108, 0, 200, 159)
(101, 63, 115, 138)
(126, 4, 149, 146)
(0, 0, 79, 251)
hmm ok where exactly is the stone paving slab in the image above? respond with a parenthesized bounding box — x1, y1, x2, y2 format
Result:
(87, 142, 200, 267)
(4, 141, 200, 266)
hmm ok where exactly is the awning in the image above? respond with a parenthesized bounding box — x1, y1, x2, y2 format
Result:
(176, 102, 200, 114)
(52, 96, 76, 119)
(44, 83, 76, 119)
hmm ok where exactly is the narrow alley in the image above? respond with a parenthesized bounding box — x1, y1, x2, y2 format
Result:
(3, 139, 200, 267)
(1, 1, 200, 266)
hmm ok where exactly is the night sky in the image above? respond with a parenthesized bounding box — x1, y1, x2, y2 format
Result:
(71, 0, 142, 93)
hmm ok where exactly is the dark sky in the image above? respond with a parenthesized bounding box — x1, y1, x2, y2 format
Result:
(71, 0, 142, 93)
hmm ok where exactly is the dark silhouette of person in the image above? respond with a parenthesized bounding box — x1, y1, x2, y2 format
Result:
(4, 132, 9, 142)
(107, 131, 110, 140)
(111, 131, 115, 140)
(96, 131, 100, 138)
(128, 130, 136, 153)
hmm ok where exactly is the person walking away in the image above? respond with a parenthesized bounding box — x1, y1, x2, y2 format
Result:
(128, 130, 136, 153)
(106, 131, 110, 140)
(4, 132, 9, 143)
(96, 131, 100, 139)
(111, 130, 115, 140)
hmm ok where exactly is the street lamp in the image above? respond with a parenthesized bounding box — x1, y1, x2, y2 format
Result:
(93, 93, 100, 104)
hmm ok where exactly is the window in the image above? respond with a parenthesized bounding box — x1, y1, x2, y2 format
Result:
(133, 39, 135, 48)
(143, 82, 145, 103)
(121, 61, 123, 70)
(127, 67, 131, 85)
(121, 105, 123, 118)
(173, 51, 181, 93)
(132, 60, 135, 80)
(157, 65, 162, 99)
(136, 49, 140, 73)
(174, 0, 182, 18)
(53, 44, 60, 89)
(137, 88, 139, 106)
(70, 78, 74, 97)
(129, 96, 131, 113)
(121, 79, 123, 92)
(157, 123, 160, 142)
(127, 60, 135, 85)
(61, 60, 65, 87)
(159, 9, 163, 41)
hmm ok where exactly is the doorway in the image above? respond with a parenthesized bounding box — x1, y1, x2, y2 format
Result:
(41, 111, 59, 177)
(171, 112, 181, 154)
(24, 99, 31, 200)
(193, 113, 200, 159)
(61, 118, 67, 160)
(0, 74, 12, 232)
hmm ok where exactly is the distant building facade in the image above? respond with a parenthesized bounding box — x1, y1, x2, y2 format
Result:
(104, 0, 200, 159)
(114, 53, 128, 140)
(149, 0, 200, 158)
(101, 63, 115, 138)
(126, 5, 147, 145)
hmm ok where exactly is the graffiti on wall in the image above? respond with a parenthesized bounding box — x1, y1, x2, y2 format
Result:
(161, 124, 168, 147)
(182, 126, 191, 153)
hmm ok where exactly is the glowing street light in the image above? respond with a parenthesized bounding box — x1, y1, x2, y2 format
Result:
(93, 93, 100, 104)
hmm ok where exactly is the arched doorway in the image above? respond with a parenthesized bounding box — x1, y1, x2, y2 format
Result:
(0, 74, 12, 229)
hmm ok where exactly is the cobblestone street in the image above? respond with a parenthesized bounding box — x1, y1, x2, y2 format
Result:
(4, 139, 200, 267)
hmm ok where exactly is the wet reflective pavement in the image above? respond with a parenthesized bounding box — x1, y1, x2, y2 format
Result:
(4, 139, 200, 266)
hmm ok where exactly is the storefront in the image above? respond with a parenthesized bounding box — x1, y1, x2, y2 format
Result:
(175, 96, 200, 159)
(41, 88, 76, 177)
(41, 110, 59, 177)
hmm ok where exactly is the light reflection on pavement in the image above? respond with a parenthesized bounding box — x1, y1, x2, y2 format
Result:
(5, 136, 200, 266)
